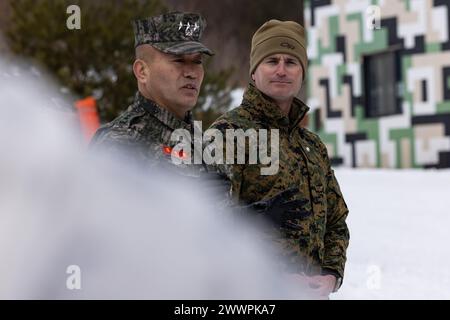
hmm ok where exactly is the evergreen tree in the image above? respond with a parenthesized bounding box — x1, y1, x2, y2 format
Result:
(5, 0, 234, 124)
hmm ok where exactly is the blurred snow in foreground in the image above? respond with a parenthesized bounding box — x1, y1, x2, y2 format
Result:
(0, 59, 310, 299)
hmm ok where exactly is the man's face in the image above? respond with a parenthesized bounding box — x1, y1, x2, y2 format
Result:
(136, 46, 204, 118)
(252, 53, 303, 105)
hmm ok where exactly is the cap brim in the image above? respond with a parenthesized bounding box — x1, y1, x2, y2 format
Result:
(152, 41, 214, 56)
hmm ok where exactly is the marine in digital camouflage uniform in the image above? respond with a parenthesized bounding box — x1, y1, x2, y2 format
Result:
(209, 20, 350, 295)
(90, 12, 213, 175)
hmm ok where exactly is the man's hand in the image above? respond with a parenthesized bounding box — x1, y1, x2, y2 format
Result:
(306, 274, 336, 298)
(247, 187, 311, 228)
(199, 179, 311, 229)
(286, 273, 336, 299)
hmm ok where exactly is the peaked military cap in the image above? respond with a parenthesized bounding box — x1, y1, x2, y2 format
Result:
(133, 11, 213, 55)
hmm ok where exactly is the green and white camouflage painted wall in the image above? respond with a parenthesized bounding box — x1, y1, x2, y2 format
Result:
(304, 0, 450, 168)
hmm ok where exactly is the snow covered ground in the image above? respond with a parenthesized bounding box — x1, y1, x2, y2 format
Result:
(333, 169, 450, 299)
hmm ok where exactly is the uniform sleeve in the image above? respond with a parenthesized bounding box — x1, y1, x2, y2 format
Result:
(319, 143, 350, 281)
(89, 125, 151, 166)
(207, 118, 245, 202)
(90, 125, 132, 153)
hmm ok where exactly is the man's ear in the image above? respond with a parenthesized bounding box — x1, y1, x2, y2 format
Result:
(133, 59, 149, 83)
(251, 73, 255, 81)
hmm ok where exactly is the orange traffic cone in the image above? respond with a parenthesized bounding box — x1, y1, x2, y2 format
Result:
(75, 96, 100, 142)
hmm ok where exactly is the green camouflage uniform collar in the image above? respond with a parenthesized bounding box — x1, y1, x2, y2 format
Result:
(134, 92, 193, 131)
(242, 83, 309, 131)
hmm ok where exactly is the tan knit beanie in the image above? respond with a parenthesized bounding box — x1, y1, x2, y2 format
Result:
(249, 20, 307, 80)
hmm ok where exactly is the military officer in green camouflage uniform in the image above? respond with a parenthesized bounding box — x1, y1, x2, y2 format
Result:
(90, 12, 212, 173)
(209, 20, 350, 298)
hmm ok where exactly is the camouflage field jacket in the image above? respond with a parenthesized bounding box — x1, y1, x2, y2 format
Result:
(90, 92, 205, 176)
(209, 83, 350, 280)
